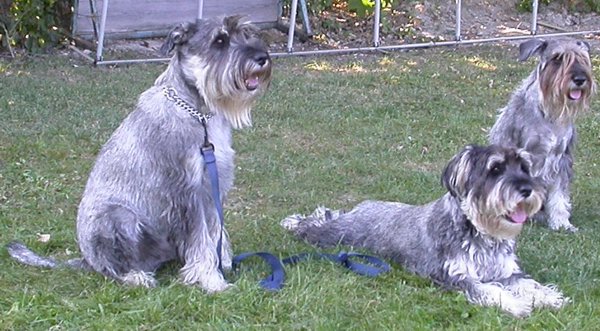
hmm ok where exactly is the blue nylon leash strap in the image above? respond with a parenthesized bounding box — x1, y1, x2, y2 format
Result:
(170, 87, 390, 292)
(232, 252, 286, 291)
(200, 142, 224, 273)
(283, 251, 391, 277)
(198, 116, 390, 291)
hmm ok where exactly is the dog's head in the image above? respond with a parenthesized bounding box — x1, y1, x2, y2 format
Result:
(519, 38, 595, 122)
(160, 16, 272, 128)
(442, 145, 546, 240)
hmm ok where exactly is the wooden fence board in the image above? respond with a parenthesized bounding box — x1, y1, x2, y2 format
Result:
(74, 0, 280, 39)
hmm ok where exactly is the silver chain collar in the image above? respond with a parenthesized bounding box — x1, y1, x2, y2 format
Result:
(163, 87, 213, 123)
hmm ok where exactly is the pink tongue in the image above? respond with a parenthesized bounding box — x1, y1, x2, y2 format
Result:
(245, 76, 259, 89)
(569, 89, 582, 100)
(509, 205, 528, 224)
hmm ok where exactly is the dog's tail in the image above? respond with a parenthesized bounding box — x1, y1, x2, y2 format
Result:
(6, 241, 90, 270)
(281, 206, 355, 247)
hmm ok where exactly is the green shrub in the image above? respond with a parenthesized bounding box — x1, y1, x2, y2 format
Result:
(517, 0, 600, 13)
(1, 0, 72, 53)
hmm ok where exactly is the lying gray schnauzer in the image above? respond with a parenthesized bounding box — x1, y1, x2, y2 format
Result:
(282, 145, 568, 317)
(8, 16, 272, 293)
(489, 38, 596, 232)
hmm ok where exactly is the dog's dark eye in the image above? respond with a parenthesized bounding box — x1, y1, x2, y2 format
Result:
(490, 163, 504, 176)
(551, 55, 562, 65)
(213, 33, 229, 47)
(520, 162, 530, 175)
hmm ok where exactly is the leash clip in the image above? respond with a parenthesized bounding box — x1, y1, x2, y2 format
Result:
(201, 142, 215, 155)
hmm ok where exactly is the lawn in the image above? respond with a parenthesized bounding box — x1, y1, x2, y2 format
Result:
(1, 44, 600, 330)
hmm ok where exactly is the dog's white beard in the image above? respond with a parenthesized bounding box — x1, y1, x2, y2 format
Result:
(214, 99, 253, 129)
(191, 61, 258, 129)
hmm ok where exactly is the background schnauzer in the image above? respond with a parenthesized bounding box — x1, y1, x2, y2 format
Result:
(489, 37, 595, 232)
(282, 145, 568, 317)
(8, 16, 272, 293)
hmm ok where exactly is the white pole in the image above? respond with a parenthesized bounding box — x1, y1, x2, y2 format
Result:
(287, 0, 299, 53)
(531, 0, 539, 35)
(455, 0, 461, 41)
(197, 0, 204, 22)
(373, 0, 381, 47)
(95, 0, 110, 63)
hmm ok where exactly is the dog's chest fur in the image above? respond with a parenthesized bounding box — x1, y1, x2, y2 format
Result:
(491, 80, 575, 180)
(79, 88, 236, 226)
(443, 237, 521, 283)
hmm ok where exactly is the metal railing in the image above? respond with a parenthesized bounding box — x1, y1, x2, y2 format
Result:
(91, 0, 599, 66)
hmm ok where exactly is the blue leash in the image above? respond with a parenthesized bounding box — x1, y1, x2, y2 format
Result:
(232, 251, 391, 291)
(200, 121, 287, 289)
(282, 251, 391, 277)
(200, 143, 224, 272)
(200, 122, 390, 291)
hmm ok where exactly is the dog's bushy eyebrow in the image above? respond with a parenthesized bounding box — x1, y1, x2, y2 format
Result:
(485, 153, 505, 170)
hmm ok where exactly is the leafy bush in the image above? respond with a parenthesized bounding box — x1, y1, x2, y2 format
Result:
(347, 0, 394, 17)
(300, 0, 394, 18)
(517, 0, 600, 13)
(1, 0, 72, 53)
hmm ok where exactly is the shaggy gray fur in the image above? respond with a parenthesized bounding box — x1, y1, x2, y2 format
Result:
(7, 16, 272, 292)
(282, 145, 568, 317)
(489, 38, 595, 231)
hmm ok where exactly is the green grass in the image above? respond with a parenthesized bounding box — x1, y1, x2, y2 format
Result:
(1, 45, 600, 330)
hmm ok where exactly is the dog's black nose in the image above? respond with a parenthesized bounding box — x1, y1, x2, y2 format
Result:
(253, 51, 269, 66)
(572, 74, 587, 86)
(519, 184, 532, 198)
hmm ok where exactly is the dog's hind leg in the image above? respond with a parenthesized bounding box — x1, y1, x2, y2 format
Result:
(79, 204, 174, 288)
(281, 206, 350, 247)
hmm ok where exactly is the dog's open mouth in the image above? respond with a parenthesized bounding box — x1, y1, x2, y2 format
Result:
(507, 203, 527, 224)
(245, 75, 260, 91)
(507, 203, 528, 224)
(568, 89, 583, 101)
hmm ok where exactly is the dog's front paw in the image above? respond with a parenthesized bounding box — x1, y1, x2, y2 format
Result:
(121, 270, 158, 288)
(202, 278, 233, 294)
(537, 285, 570, 309)
(180, 262, 232, 293)
(280, 214, 304, 231)
(502, 297, 534, 318)
(548, 219, 578, 232)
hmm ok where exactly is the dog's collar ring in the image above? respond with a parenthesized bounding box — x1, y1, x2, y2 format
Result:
(163, 87, 213, 124)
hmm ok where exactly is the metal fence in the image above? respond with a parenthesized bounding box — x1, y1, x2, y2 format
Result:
(88, 0, 600, 66)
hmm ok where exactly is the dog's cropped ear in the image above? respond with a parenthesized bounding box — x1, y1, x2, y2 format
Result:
(160, 22, 195, 55)
(223, 15, 249, 28)
(442, 145, 474, 198)
(518, 38, 547, 62)
(578, 40, 591, 53)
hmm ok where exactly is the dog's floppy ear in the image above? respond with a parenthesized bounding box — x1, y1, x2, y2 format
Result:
(442, 145, 474, 198)
(518, 38, 547, 62)
(160, 22, 195, 55)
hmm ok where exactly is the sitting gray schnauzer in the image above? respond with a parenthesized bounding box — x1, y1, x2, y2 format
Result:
(489, 38, 595, 232)
(8, 16, 272, 293)
(282, 145, 568, 317)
